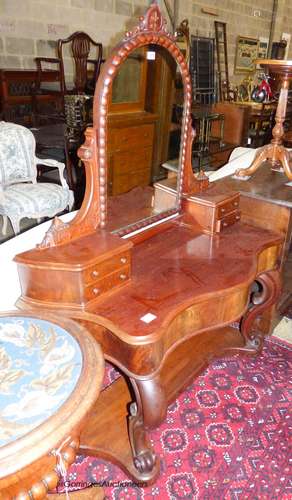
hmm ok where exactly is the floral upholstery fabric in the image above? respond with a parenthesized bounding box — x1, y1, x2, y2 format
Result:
(0, 316, 82, 448)
(0, 122, 36, 185)
(0, 183, 72, 217)
(0, 122, 73, 235)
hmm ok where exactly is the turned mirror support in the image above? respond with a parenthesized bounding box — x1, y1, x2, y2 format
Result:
(236, 59, 292, 181)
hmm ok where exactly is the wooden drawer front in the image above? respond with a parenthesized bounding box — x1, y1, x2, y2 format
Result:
(216, 195, 240, 219)
(84, 266, 130, 301)
(114, 147, 152, 175)
(84, 251, 131, 285)
(112, 169, 150, 196)
(113, 124, 154, 151)
(216, 210, 241, 232)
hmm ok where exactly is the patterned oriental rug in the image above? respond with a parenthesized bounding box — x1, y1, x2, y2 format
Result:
(55, 337, 292, 499)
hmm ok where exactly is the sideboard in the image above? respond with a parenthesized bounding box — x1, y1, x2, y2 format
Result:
(0, 68, 60, 125)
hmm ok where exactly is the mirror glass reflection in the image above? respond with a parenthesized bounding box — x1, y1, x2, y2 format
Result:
(111, 48, 146, 104)
(105, 45, 183, 233)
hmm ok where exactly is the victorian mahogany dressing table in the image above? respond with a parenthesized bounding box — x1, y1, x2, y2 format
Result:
(14, 4, 284, 484)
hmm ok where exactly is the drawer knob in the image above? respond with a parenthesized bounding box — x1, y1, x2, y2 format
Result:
(93, 287, 99, 295)
(234, 201, 239, 207)
(120, 273, 127, 281)
(120, 257, 127, 264)
(221, 208, 225, 213)
(236, 215, 240, 220)
(92, 270, 99, 278)
(223, 222, 228, 227)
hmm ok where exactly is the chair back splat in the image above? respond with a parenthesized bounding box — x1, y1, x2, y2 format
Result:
(58, 31, 104, 95)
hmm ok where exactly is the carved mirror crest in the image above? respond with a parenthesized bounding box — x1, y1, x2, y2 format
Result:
(39, 2, 207, 249)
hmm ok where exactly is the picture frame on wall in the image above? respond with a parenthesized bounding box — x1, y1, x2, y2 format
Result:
(235, 36, 259, 73)
(258, 37, 269, 60)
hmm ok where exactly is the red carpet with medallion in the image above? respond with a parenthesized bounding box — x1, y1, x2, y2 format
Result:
(56, 337, 291, 499)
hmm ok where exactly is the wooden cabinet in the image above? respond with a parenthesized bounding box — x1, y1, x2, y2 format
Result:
(0, 68, 60, 125)
(108, 112, 157, 196)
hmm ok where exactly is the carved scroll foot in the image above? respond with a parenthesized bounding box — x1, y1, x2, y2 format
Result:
(126, 374, 166, 480)
(239, 270, 281, 354)
(128, 402, 159, 479)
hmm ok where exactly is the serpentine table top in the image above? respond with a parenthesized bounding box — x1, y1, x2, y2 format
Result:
(16, 218, 282, 342)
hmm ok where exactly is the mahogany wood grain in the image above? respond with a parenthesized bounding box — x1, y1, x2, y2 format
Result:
(13, 2, 286, 486)
(216, 167, 292, 269)
(212, 101, 250, 146)
(217, 168, 292, 332)
(79, 325, 245, 481)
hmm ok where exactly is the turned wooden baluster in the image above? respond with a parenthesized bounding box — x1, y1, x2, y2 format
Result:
(236, 59, 292, 180)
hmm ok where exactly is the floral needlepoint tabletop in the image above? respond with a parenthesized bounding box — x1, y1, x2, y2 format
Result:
(0, 316, 82, 447)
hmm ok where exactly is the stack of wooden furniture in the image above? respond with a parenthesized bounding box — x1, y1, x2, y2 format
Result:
(0, 68, 60, 125)
(9, 3, 288, 489)
(108, 114, 156, 196)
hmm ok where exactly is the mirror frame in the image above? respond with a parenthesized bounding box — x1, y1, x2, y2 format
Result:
(38, 2, 208, 249)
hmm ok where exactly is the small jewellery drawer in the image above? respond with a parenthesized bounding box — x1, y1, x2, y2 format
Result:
(216, 210, 241, 232)
(84, 251, 131, 285)
(85, 266, 130, 301)
(216, 196, 240, 219)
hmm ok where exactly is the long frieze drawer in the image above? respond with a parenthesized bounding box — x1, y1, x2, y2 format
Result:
(216, 195, 240, 219)
(84, 251, 131, 285)
(113, 124, 154, 151)
(84, 266, 130, 302)
(216, 210, 241, 232)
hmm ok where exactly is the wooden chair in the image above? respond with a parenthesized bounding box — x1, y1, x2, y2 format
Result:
(34, 31, 104, 104)
(0, 122, 73, 235)
(33, 33, 104, 198)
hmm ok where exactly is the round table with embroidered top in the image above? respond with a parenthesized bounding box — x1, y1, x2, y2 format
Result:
(0, 311, 104, 500)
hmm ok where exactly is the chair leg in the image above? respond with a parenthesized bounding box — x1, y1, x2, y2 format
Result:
(68, 191, 74, 211)
(10, 217, 21, 236)
(1, 215, 8, 235)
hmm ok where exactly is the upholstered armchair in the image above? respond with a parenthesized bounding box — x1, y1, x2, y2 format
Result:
(0, 122, 74, 236)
